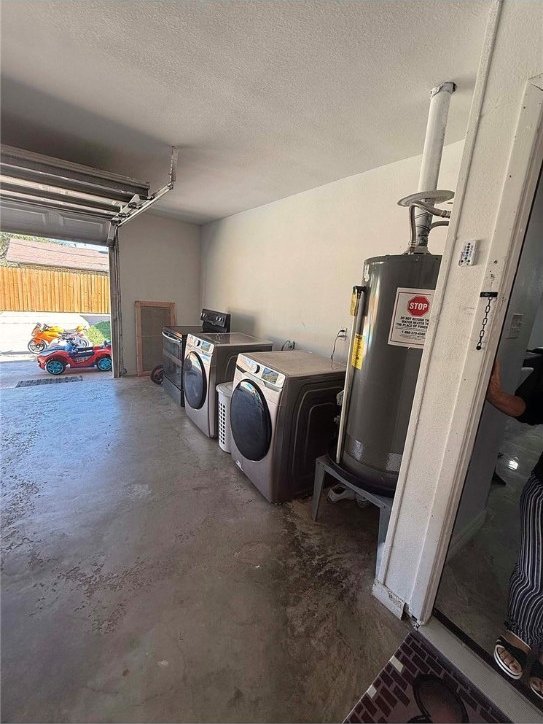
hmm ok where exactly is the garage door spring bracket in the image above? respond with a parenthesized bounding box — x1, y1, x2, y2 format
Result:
(111, 147, 178, 229)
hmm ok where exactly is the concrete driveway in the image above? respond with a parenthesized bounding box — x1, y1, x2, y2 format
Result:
(0, 357, 113, 390)
(0, 312, 111, 388)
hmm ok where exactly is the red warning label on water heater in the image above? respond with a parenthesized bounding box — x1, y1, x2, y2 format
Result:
(388, 287, 434, 348)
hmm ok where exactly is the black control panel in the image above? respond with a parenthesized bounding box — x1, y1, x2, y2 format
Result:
(201, 309, 231, 333)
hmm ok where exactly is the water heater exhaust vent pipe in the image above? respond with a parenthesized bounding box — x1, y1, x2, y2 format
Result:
(398, 81, 456, 252)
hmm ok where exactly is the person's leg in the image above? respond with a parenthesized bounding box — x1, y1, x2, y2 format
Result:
(496, 473, 543, 677)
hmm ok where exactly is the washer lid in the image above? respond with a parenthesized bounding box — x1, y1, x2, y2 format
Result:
(231, 379, 272, 462)
(183, 351, 207, 409)
(240, 350, 346, 377)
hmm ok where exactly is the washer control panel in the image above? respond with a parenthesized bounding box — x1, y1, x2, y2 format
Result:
(187, 334, 214, 355)
(238, 355, 285, 389)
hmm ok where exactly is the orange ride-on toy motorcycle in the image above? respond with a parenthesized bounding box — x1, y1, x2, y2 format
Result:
(28, 323, 90, 354)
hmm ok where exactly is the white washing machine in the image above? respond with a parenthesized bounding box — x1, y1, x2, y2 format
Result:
(230, 350, 346, 502)
(183, 332, 272, 438)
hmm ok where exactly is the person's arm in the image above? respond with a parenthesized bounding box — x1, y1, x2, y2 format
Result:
(486, 359, 527, 418)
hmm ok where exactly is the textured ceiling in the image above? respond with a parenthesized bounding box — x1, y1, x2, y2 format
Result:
(0, 0, 490, 224)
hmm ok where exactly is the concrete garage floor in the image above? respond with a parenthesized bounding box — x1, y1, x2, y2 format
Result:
(1, 376, 406, 723)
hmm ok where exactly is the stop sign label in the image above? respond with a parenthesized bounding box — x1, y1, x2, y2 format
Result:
(407, 295, 430, 317)
(388, 287, 434, 348)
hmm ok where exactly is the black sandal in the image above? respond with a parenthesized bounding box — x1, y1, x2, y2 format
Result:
(530, 659, 543, 700)
(494, 636, 527, 680)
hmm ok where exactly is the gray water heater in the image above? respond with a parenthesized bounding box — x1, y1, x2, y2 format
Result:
(334, 81, 456, 497)
(339, 252, 441, 496)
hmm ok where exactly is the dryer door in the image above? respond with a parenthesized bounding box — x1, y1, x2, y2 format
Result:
(183, 351, 207, 409)
(231, 379, 272, 461)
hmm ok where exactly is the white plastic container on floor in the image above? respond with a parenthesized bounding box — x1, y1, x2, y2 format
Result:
(216, 382, 233, 453)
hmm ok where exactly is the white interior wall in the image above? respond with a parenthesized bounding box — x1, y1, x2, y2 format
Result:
(118, 213, 201, 375)
(202, 141, 464, 357)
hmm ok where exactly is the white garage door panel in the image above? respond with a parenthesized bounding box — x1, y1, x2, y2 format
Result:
(0, 145, 152, 245)
(0, 199, 111, 245)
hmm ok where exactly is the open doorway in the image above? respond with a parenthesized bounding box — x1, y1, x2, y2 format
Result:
(434, 167, 543, 708)
(0, 233, 113, 389)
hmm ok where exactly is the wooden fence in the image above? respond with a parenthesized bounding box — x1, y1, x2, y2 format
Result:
(0, 267, 110, 313)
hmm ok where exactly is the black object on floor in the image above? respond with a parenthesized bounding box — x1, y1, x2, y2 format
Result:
(16, 376, 83, 387)
(344, 631, 509, 723)
(492, 471, 507, 486)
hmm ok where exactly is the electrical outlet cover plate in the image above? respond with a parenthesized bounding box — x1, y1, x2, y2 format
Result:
(459, 240, 478, 266)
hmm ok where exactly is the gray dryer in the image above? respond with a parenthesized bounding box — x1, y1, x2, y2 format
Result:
(183, 332, 272, 438)
(230, 350, 346, 502)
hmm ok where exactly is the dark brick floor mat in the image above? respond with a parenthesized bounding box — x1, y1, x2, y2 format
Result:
(16, 376, 83, 387)
(345, 631, 509, 723)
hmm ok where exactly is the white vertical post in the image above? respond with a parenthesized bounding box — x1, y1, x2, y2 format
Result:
(416, 82, 456, 245)
(419, 82, 456, 193)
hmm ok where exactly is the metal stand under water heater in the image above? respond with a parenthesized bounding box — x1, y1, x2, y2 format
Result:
(336, 82, 456, 497)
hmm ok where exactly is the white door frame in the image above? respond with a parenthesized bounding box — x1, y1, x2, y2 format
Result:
(374, 75, 543, 623)
(108, 234, 124, 378)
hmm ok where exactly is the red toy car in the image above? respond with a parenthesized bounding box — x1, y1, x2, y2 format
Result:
(37, 340, 112, 375)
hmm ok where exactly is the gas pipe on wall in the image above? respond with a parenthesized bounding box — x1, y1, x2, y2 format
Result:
(336, 82, 456, 497)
